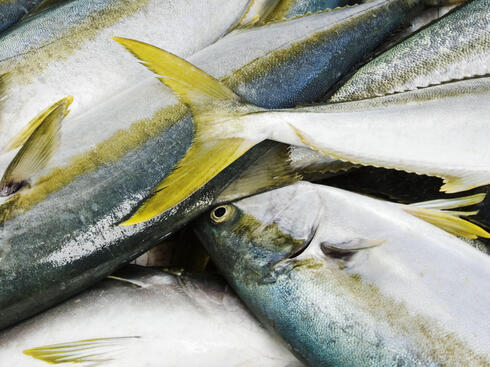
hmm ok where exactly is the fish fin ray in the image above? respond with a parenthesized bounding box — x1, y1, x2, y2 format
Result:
(404, 206, 490, 239)
(0, 97, 72, 196)
(441, 174, 490, 193)
(121, 138, 256, 225)
(4, 96, 73, 152)
(112, 37, 239, 110)
(114, 38, 264, 224)
(218, 143, 301, 202)
(291, 124, 490, 193)
(24, 337, 139, 365)
(410, 193, 486, 210)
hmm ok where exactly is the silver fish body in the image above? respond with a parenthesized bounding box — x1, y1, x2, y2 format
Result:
(0, 265, 303, 366)
(330, 0, 490, 102)
(0, 0, 428, 330)
(195, 182, 490, 366)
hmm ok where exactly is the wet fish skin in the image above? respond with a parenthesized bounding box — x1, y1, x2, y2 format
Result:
(0, 0, 47, 33)
(188, 76, 489, 193)
(0, 265, 303, 366)
(329, 0, 490, 102)
(195, 182, 490, 366)
(0, 0, 252, 150)
(0, 0, 428, 330)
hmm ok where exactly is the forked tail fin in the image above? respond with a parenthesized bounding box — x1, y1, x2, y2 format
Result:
(113, 37, 261, 225)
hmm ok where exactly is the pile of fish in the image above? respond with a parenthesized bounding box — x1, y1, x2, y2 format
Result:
(0, 0, 488, 365)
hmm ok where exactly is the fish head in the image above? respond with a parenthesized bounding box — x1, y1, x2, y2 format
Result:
(195, 182, 323, 281)
(196, 182, 390, 284)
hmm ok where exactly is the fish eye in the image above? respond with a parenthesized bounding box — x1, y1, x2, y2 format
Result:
(210, 205, 235, 223)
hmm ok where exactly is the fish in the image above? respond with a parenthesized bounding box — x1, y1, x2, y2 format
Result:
(0, 0, 425, 330)
(329, 0, 489, 102)
(0, 0, 253, 152)
(114, 39, 489, 225)
(194, 181, 490, 366)
(0, 265, 304, 366)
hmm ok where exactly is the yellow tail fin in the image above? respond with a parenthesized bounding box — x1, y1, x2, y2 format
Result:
(113, 37, 260, 225)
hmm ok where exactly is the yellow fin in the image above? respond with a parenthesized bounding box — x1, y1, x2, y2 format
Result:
(4, 96, 73, 152)
(0, 73, 7, 102)
(0, 97, 72, 197)
(112, 37, 239, 109)
(218, 143, 301, 202)
(410, 193, 486, 210)
(404, 206, 490, 239)
(441, 175, 490, 194)
(113, 37, 261, 225)
(24, 337, 138, 364)
(234, 0, 282, 29)
(122, 138, 256, 225)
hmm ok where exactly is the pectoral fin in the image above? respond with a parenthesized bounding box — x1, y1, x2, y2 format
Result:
(24, 337, 139, 364)
(405, 194, 490, 239)
(0, 97, 72, 197)
(113, 38, 261, 225)
(4, 96, 73, 152)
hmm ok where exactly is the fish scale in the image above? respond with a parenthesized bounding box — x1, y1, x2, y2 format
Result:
(0, 0, 437, 330)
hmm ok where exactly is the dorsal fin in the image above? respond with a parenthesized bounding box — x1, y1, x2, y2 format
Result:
(113, 37, 260, 225)
(0, 96, 72, 197)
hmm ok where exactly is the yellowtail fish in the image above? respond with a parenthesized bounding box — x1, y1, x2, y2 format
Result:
(195, 182, 490, 366)
(0, 266, 303, 367)
(0, 0, 433, 330)
(0, 0, 252, 154)
(329, 0, 489, 101)
(114, 29, 489, 225)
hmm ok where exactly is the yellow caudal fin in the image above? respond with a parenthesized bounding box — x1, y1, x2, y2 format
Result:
(3, 96, 73, 152)
(24, 337, 139, 364)
(404, 193, 490, 239)
(113, 37, 261, 225)
(0, 97, 72, 197)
